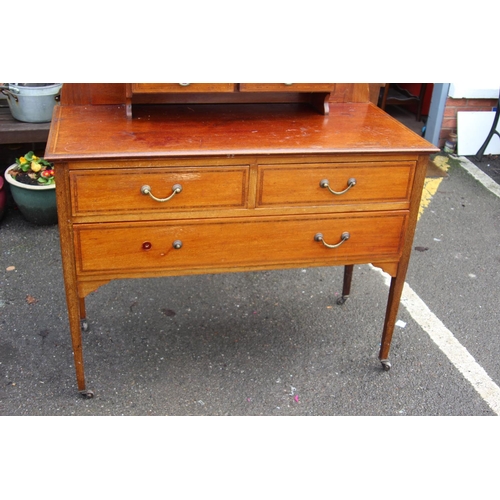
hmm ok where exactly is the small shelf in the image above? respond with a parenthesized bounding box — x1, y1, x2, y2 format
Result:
(378, 83, 428, 122)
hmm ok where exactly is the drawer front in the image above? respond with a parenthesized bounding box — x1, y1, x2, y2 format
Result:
(131, 83, 235, 93)
(257, 162, 414, 208)
(239, 83, 335, 92)
(74, 213, 407, 275)
(70, 166, 249, 216)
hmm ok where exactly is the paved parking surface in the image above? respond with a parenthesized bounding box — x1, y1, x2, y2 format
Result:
(1, 157, 499, 417)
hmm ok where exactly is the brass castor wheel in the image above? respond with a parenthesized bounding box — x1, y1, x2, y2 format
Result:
(336, 296, 349, 305)
(81, 319, 89, 332)
(381, 360, 392, 371)
(79, 389, 94, 399)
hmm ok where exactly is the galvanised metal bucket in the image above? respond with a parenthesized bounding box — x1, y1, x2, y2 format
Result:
(0, 83, 62, 123)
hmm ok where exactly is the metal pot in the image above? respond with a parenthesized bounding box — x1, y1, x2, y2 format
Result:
(0, 83, 62, 123)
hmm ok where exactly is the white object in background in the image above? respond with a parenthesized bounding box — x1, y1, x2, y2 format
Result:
(449, 84, 499, 99)
(457, 111, 500, 156)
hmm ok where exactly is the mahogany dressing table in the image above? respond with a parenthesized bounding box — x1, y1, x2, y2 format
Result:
(45, 83, 438, 397)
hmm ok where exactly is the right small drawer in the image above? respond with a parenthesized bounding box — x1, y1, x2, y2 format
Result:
(239, 83, 335, 92)
(256, 162, 415, 208)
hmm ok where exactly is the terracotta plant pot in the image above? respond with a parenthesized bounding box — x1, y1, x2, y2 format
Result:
(4, 164, 57, 225)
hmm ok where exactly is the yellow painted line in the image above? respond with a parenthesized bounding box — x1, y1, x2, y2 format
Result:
(418, 155, 450, 220)
(419, 177, 443, 220)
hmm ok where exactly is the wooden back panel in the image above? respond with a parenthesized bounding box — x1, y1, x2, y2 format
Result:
(59, 83, 370, 106)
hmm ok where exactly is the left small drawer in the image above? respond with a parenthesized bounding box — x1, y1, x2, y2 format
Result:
(131, 83, 236, 93)
(70, 166, 250, 217)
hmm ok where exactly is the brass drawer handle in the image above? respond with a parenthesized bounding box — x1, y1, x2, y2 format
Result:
(320, 178, 356, 195)
(314, 232, 350, 249)
(141, 184, 182, 202)
(179, 83, 190, 86)
(173, 240, 183, 249)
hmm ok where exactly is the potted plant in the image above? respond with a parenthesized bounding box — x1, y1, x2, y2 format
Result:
(0, 176, 6, 222)
(4, 151, 58, 225)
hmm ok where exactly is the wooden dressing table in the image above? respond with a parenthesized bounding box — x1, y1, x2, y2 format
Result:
(45, 83, 438, 397)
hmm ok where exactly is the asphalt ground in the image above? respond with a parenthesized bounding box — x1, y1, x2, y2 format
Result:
(2, 153, 500, 497)
(467, 153, 500, 185)
(1, 154, 497, 416)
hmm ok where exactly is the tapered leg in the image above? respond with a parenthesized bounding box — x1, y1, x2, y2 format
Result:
(376, 153, 430, 370)
(378, 273, 406, 371)
(337, 264, 354, 305)
(68, 298, 87, 392)
(55, 164, 92, 397)
(79, 297, 90, 332)
(79, 297, 86, 319)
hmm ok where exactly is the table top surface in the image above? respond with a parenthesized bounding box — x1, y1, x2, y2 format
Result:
(45, 102, 438, 161)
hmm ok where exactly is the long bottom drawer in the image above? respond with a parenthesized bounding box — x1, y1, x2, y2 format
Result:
(74, 213, 407, 275)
